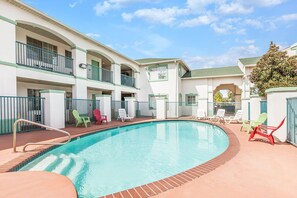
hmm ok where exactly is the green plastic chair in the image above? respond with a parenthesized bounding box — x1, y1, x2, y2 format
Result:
(241, 113, 267, 133)
(72, 110, 91, 128)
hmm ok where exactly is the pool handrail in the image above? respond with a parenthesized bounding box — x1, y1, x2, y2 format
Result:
(13, 119, 71, 152)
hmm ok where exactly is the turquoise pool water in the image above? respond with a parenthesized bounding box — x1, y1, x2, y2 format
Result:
(19, 121, 229, 197)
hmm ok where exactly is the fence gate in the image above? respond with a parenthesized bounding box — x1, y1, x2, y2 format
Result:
(260, 100, 267, 125)
(0, 96, 45, 134)
(65, 98, 100, 125)
(287, 98, 297, 146)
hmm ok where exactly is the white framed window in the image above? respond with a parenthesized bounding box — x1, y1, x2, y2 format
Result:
(186, 94, 198, 106)
(148, 64, 168, 81)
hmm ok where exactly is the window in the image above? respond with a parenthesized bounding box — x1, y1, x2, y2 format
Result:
(186, 94, 198, 105)
(178, 64, 182, 77)
(148, 64, 168, 81)
(148, 94, 167, 109)
(27, 37, 57, 64)
(27, 89, 41, 111)
(65, 50, 72, 68)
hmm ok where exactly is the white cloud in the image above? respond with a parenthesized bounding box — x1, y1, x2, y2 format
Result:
(179, 14, 217, 27)
(279, 13, 297, 22)
(186, 0, 223, 11)
(245, 19, 263, 29)
(210, 22, 233, 34)
(218, 3, 253, 15)
(239, 0, 286, 7)
(86, 33, 101, 38)
(69, 0, 84, 8)
(184, 44, 260, 68)
(134, 34, 172, 56)
(122, 7, 188, 25)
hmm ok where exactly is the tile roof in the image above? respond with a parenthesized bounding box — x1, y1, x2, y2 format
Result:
(135, 58, 179, 64)
(239, 56, 261, 66)
(182, 66, 243, 78)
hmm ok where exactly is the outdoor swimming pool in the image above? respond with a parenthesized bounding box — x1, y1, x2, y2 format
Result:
(19, 121, 229, 197)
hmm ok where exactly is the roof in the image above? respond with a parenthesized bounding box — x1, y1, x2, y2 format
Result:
(135, 58, 179, 64)
(182, 66, 243, 79)
(239, 56, 261, 66)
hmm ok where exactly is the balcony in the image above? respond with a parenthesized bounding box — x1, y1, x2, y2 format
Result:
(16, 42, 73, 75)
(121, 74, 135, 88)
(87, 64, 113, 84)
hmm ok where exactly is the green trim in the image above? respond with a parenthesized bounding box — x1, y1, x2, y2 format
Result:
(241, 98, 250, 100)
(75, 76, 87, 80)
(0, 15, 17, 25)
(17, 65, 75, 79)
(72, 46, 86, 53)
(0, 60, 18, 67)
(185, 93, 198, 106)
(95, 94, 111, 97)
(250, 94, 260, 98)
(124, 97, 136, 100)
(266, 87, 297, 93)
(39, 90, 66, 94)
(198, 98, 208, 100)
(148, 64, 168, 82)
(148, 94, 168, 110)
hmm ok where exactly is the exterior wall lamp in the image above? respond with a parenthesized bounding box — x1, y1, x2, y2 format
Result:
(79, 63, 87, 69)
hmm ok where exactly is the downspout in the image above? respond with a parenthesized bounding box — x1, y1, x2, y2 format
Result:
(175, 60, 179, 118)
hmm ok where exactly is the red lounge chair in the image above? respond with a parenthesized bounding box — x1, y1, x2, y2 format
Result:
(248, 117, 286, 145)
(93, 109, 108, 124)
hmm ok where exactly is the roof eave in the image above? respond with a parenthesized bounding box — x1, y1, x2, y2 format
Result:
(182, 74, 244, 80)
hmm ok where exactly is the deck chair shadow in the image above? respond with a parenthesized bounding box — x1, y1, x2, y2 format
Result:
(241, 113, 267, 133)
(249, 117, 286, 145)
(118, 108, 133, 122)
(225, 110, 243, 124)
(93, 109, 107, 125)
(72, 110, 91, 128)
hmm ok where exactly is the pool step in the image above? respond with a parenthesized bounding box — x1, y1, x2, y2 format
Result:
(29, 155, 58, 171)
(52, 154, 72, 174)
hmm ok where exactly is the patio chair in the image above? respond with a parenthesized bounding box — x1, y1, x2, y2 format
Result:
(118, 108, 134, 122)
(241, 113, 267, 133)
(249, 117, 286, 145)
(72, 110, 91, 128)
(196, 108, 206, 120)
(208, 109, 225, 123)
(93, 109, 108, 125)
(225, 110, 243, 124)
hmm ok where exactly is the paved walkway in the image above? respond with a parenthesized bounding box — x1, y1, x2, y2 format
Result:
(0, 120, 297, 197)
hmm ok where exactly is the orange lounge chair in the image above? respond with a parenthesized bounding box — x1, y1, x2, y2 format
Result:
(248, 117, 286, 145)
(93, 109, 108, 124)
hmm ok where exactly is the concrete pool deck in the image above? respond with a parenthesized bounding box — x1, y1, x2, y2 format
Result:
(0, 118, 297, 197)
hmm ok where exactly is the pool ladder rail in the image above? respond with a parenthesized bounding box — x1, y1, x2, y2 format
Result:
(13, 119, 72, 152)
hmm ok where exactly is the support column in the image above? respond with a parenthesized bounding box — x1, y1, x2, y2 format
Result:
(207, 91, 214, 116)
(72, 48, 87, 78)
(125, 97, 136, 118)
(112, 87, 121, 101)
(134, 72, 140, 89)
(198, 98, 208, 116)
(241, 99, 250, 120)
(156, 98, 166, 119)
(0, 16, 16, 96)
(40, 90, 65, 129)
(249, 95, 264, 120)
(111, 63, 121, 86)
(72, 79, 87, 99)
(96, 95, 111, 122)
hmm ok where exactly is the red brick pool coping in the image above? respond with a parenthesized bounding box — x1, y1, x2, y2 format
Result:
(0, 119, 240, 198)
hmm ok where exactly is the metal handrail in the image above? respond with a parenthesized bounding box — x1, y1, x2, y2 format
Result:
(13, 119, 71, 152)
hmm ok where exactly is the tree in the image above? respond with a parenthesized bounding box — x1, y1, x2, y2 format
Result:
(227, 90, 234, 102)
(214, 91, 223, 102)
(250, 42, 297, 96)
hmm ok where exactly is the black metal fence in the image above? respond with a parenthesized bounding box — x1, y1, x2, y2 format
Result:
(16, 42, 73, 75)
(287, 97, 297, 146)
(135, 101, 156, 118)
(0, 96, 45, 135)
(208, 102, 241, 116)
(111, 100, 128, 120)
(65, 98, 100, 125)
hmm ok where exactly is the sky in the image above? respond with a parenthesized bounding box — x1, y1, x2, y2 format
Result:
(23, 0, 297, 69)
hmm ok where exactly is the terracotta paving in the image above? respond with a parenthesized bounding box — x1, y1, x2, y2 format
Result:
(0, 118, 297, 198)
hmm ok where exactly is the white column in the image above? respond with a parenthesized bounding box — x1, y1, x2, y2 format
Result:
(0, 17, 17, 96)
(40, 90, 65, 129)
(207, 91, 214, 116)
(72, 79, 87, 99)
(156, 98, 166, 119)
(198, 98, 208, 116)
(250, 95, 262, 120)
(111, 63, 121, 86)
(134, 72, 140, 89)
(96, 94, 111, 122)
(112, 87, 121, 101)
(125, 97, 136, 118)
(241, 99, 250, 120)
(266, 87, 297, 142)
(72, 48, 87, 78)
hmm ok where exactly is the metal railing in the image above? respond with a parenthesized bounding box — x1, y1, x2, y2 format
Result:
(13, 119, 71, 152)
(65, 98, 100, 125)
(111, 100, 128, 120)
(0, 96, 45, 134)
(16, 42, 73, 75)
(87, 64, 113, 83)
(134, 101, 156, 118)
(208, 102, 241, 116)
(287, 97, 297, 146)
(121, 74, 135, 88)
